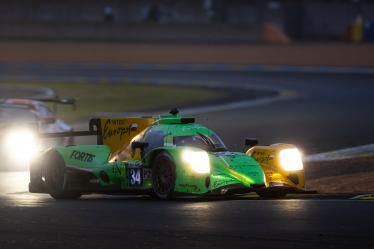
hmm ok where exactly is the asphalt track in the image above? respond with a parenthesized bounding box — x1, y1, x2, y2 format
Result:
(0, 64, 374, 248)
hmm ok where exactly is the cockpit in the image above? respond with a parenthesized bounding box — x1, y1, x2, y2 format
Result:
(112, 124, 227, 162)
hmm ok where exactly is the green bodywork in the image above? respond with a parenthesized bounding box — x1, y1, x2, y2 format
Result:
(47, 115, 266, 195)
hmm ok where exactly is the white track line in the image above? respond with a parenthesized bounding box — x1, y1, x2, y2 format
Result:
(95, 78, 297, 117)
(304, 143, 374, 162)
(96, 94, 293, 118)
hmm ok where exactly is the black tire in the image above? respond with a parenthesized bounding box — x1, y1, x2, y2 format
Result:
(256, 189, 287, 198)
(151, 151, 176, 200)
(29, 157, 45, 193)
(44, 150, 81, 200)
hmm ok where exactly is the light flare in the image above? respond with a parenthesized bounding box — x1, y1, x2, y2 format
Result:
(182, 149, 210, 174)
(4, 129, 38, 164)
(279, 148, 303, 171)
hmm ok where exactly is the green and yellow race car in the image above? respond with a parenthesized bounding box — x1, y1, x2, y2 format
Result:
(29, 110, 306, 199)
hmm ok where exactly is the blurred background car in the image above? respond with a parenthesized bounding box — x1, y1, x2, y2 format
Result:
(0, 98, 75, 170)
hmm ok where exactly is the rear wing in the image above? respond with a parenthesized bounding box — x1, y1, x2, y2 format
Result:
(0, 97, 77, 112)
(30, 97, 76, 105)
(40, 117, 155, 155)
(31, 97, 76, 112)
(0, 97, 76, 105)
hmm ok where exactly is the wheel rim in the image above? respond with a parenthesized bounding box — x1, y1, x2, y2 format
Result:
(153, 158, 173, 196)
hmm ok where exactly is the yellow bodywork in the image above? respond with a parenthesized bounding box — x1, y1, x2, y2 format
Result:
(246, 144, 305, 191)
(99, 117, 155, 161)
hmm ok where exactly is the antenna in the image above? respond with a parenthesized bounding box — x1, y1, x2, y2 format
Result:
(169, 108, 179, 115)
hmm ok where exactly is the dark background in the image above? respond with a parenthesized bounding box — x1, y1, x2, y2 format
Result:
(0, 0, 372, 42)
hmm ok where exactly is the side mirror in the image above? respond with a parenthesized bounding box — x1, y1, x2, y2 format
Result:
(130, 123, 138, 132)
(131, 141, 149, 150)
(169, 108, 179, 115)
(245, 138, 258, 148)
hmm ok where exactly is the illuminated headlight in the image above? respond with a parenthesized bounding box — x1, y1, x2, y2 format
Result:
(279, 148, 303, 171)
(4, 129, 38, 163)
(182, 150, 210, 174)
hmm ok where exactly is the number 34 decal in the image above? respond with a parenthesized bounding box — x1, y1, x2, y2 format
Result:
(129, 168, 142, 186)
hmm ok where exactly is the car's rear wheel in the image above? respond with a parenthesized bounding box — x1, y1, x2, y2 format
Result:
(152, 152, 176, 200)
(44, 150, 81, 200)
(256, 188, 287, 198)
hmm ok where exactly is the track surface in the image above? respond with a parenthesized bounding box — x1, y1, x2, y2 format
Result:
(0, 65, 374, 248)
(1, 193, 374, 249)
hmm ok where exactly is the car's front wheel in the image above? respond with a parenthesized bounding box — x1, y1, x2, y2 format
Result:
(151, 152, 176, 200)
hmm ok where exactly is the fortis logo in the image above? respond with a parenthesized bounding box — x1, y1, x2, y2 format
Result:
(70, 150, 95, 163)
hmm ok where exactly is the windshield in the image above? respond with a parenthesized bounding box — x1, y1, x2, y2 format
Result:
(35, 104, 54, 116)
(0, 107, 36, 123)
(173, 133, 227, 152)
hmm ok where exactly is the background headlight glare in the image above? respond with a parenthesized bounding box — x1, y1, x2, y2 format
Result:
(4, 129, 38, 163)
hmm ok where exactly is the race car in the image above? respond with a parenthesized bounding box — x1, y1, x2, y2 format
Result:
(246, 143, 305, 198)
(29, 110, 305, 199)
(0, 98, 75, 170)
(3, 98, 74, 134)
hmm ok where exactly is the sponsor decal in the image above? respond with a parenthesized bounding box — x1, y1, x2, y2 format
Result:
(102, 119, 132, 140)
(252, 151, 275, 164)
(179, 183, 198, 191)
(212, 179, 238, 189)
(128, 161, 142, 168)
(112, 165, 121, 175)
(70, 150, 95, 162)
(213, 152, 237, 157)
(143, 168, 152, 180)
(129, 168, 142, 186)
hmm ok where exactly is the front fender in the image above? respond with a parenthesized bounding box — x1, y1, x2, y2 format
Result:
(144, 147, 266, 195)
(144, 147, 210, 194)
(209, 152, 265, 190)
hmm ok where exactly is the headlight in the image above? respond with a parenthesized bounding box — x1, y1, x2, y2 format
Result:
(279, 148, 303, 171)
(182, 149, 210, 174)
(4, 129, 38, 163)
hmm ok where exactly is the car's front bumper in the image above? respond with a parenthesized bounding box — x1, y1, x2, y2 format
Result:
(208, 183, 266, 196)
(260, 185, 316, 194)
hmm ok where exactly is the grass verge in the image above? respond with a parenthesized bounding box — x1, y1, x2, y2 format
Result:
(1, 82, 228, 122)
(305, 157, 374, 193)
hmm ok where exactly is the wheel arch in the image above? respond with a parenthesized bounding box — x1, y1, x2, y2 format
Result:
(29, 147, 66, 194)
(143, 147, 180, 167)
